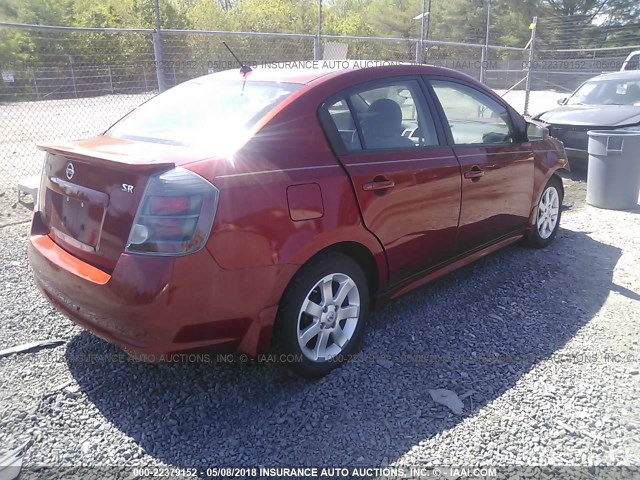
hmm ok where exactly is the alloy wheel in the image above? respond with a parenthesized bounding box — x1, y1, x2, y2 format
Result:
(537, 185, 560, 239)
(296, 272, 361, 362)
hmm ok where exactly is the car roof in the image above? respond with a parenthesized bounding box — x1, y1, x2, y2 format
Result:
(593, 70, 640, 81)
(193, 61, 474, 86)
(202, 63, 353, 84)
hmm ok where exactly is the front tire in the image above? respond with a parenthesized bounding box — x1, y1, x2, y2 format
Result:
(277, 252, 370, 378)
(524, 176, 563, 248)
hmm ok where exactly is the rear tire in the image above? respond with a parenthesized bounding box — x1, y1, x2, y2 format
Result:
(524, 176, 563, 248)
(277, 252, 370, 378)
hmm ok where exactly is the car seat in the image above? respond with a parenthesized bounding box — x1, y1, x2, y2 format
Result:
(361, 99, 415, 149)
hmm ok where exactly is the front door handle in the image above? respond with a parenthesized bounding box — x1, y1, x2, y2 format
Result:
(363, 179, 395, 191)
(464, 166, 485, 179)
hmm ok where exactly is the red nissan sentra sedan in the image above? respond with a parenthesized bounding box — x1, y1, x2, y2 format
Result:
(28, 64, 569, 377)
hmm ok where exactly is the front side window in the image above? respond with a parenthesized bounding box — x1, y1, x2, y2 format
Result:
(107, 79, 301, 150)
(430, 80, 515, 145)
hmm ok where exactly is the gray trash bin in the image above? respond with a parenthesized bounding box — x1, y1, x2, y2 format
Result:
(586, 130, 640, 210)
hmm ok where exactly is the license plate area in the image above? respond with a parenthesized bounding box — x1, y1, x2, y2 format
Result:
(46, 189, 106, 250)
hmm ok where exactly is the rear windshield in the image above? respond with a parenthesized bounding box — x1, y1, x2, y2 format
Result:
(106, 79, 302, 147)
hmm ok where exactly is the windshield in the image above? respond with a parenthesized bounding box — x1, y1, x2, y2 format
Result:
(567, 78, 640, 106)
(106, 79, 302, 148)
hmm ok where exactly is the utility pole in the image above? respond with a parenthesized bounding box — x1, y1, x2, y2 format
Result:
(314, 0, 323, 61)
(415, 0, 430, 64)
(425, 0, 431, 47)
(152, 0, 166, 92)
(419, 0, 426, 63)
(480, 0, 491, 83)
(523, 16, 538, 116)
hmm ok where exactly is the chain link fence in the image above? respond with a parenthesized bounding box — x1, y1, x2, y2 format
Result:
(0, 23, 320, 198)
(0, 19, 636, 201)
(528, 16, 637, 93)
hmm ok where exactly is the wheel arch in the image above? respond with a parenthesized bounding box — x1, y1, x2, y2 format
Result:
(317, 241, 380, 302)
(281, 240, 381, 310)
(541, 170, 565, 204)
(527, 170, 565, 232)
(270, 240, 382, 350)
(550, 170, 565, 198)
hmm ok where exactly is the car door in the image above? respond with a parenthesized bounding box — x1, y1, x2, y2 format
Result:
(427, 78, 534, 254)
(320, 78, 462, 286)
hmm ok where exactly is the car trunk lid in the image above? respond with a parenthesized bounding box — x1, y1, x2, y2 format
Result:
(37, 136, 210, 272)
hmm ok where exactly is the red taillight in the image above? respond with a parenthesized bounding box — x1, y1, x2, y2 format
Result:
(145, 216, 197, 239)
(126, 168, 219, 256)
(146, 195, 191, 216)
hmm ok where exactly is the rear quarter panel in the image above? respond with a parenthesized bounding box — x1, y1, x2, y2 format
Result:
(186, 89, 388, 307)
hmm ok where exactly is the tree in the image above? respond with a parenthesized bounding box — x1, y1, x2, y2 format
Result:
(324, 0, 374, 36)
(228, 0, 317, 33)
(537, 0, 640, 50)
(0, 0, 75, 25)
(367, 0, 422, 39)
(187, 0, 230, 29)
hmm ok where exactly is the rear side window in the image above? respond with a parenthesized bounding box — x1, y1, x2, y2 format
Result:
(326, 99, 362, 152)
(430, 80, 515, 145)
(321, 80, 440, 154)
(349, 81, 439, 150)
(623, 54, 640, 71)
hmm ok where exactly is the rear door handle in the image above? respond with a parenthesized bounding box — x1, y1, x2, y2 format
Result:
(463, 167, 485, 179)
(363, 179, 395, 191)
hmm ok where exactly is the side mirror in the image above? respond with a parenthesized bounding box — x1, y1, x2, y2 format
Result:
(526, 120, 549, 140)
(557, 97, 568, 105)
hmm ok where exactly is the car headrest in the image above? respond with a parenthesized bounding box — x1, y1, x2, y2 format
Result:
(363, 99, 403, 137)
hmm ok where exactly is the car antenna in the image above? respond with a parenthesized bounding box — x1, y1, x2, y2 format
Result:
(223, 42, 252, 77)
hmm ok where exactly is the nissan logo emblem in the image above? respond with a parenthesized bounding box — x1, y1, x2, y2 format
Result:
(66, 163, 75, 180)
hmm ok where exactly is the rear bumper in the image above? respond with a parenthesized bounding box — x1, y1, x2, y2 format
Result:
(28, 212, 293, 359)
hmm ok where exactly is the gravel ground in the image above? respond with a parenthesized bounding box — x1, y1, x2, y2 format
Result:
(1, 170, 639, 478)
